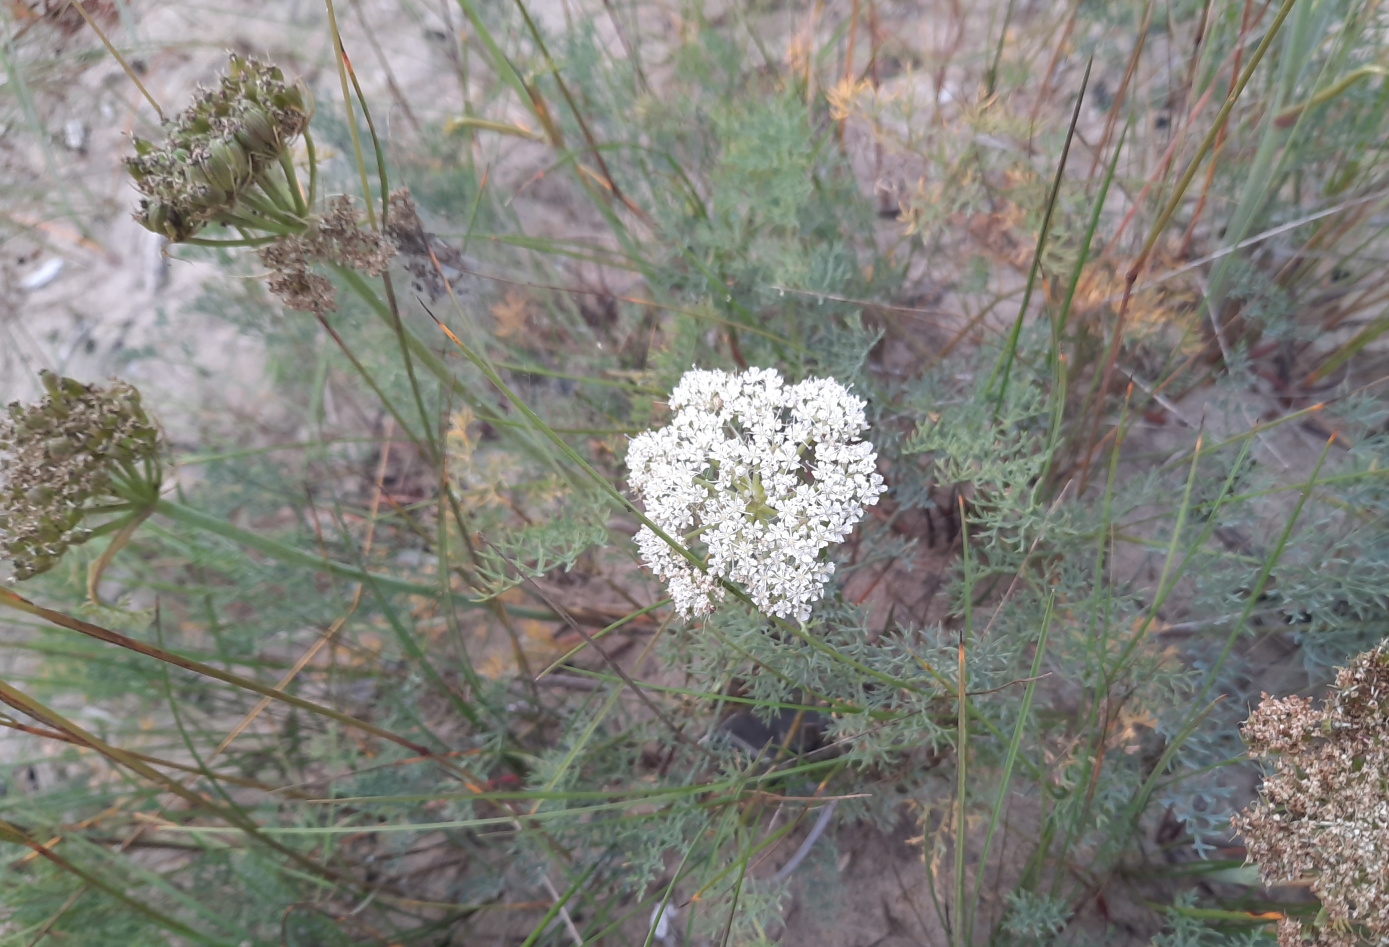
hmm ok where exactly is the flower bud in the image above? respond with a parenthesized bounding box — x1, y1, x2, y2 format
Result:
(235, 105, 280, 159)
(16, 554, 54, 580)
(137, 199, 171, 239)
(188, 174, 234, 212)
(200, 151, 236, 194)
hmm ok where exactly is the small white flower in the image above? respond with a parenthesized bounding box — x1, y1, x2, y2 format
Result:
(627, 367, 886, 622)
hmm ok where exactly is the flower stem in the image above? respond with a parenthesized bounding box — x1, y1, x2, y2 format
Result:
(86, 506, 153, 606)
(184, 234, 280, 249)
(303, 129, 319, 210)
(236, 189, 306, 232)
(278, 147, 308, 217)
(150, 496, 550, 618)
(211, 210, 297, 237)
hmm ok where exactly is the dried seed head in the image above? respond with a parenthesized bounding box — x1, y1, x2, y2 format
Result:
(1232, 640, 1389, 947)
(265, 268, 338, 315)
(384, 188, 427, 256)
(124, 53, 312, 241)
(0, 373, 162, 581)
(257, 195, 397, 314)
(314, 196, 396, 276)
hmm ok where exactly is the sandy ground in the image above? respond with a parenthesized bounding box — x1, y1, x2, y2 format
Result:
(1, 0, 591, 431)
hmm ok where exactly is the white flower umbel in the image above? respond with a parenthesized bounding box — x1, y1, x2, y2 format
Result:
(627, 367, 886, 622)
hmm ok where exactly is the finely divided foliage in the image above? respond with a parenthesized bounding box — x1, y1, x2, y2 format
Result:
(627, 367, 885, 621)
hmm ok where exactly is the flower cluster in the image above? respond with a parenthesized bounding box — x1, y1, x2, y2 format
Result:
(1231, 640, 1389, 947)
(125, 54, 311, 242)
(258, 195, 397, 313)
(626, 367, 885, 621)
(0, 373, 162, 581)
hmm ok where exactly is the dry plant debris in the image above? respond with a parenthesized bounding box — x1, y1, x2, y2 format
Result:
(1233, 640, 1389, 947)
(257, 195, 396, 313)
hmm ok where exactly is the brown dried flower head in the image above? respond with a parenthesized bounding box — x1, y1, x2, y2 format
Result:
(257, 195, 397, 314)
(0, 372, 162, 581)
(1232, 640, 1389, 947)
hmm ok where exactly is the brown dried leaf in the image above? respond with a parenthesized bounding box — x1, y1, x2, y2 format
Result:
(491, 290, 531, 340)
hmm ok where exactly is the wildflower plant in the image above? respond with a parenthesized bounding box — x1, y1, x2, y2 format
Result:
(125, 53, 397, 316)
(8, 1, 1389, 945)
(626, 367, 885, 621)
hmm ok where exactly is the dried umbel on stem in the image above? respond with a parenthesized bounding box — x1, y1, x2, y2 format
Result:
(125, 56, 404, 314)
(257, 195, 397, 314)
(626, 367, 886, 621)
(124, 53, 312, 243)
(0, 373, 162, 581)
(1232, 641, 1389, 947)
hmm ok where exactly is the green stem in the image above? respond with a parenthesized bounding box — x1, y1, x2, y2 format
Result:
(86, 506, 154, 606)
(324, 0, 377, 224)
(968, 591, 1053, 938)
(0, 587, 441, 761)
(335, 62, 440, 463)
(0, 817, 238, 947)
(1275, 65, 1389, 127)
(250, 171, 298, 220)
(335, 266, 456, 387)
(210, 209, 297, 237)
(954, 503, 973, 947)
(303, 128, 319, 210)
(1131, 0, 1299, 277)
(314, 311, 427, 449)
(151, 496, 548, 618)
(424, 313, 705, 574)
(183, 234, 280, 248)
(278, 146, 308, 217)
(333, 266, 549, 454)
(236, 189, 306, 232)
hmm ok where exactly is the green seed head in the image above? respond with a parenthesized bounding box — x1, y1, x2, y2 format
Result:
(201, 139, 250, 193)
(0, 373, 164, 581)
(123, 53, 311, 242)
